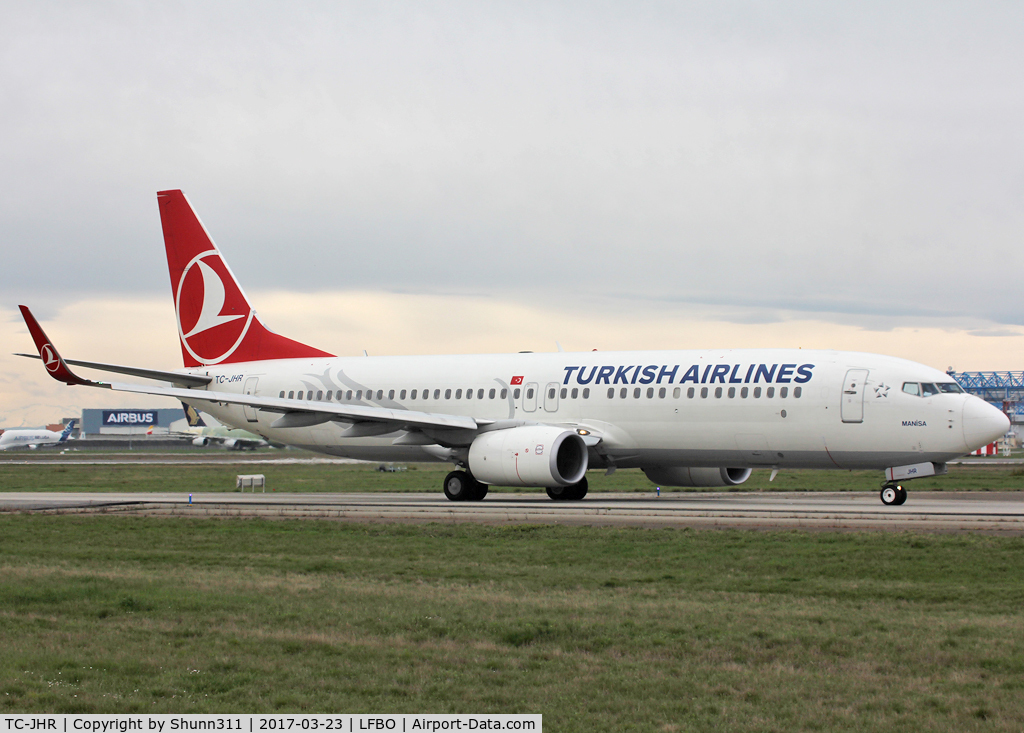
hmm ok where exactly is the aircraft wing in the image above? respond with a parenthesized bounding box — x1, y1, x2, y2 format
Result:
(18, 305, 480, 434)
(14, 353, 212, 387)
(113, 381, 479, 430)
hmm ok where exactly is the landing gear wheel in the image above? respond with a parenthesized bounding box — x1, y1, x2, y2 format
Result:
(444, 470, 475, 501)
(547, 477, 588, 501)
(546, 485, 570, 500)
(880, 484, 902, 506)
(470, 481, 489, 501)
(567, 476, 588, 500)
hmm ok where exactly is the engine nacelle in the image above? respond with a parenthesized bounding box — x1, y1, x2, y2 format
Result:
(222, 439, 238, 449)
(642, 466, 752, 487)
(192, 436, 209, 447)
(468, 426, 588, 487)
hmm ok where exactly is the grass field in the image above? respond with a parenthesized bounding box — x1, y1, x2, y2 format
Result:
(1, 460, 1024, 494)
(1, 516, 1024, 730)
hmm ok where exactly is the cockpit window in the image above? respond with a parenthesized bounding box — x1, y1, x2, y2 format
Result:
(937, 383, 964, 394)
(920, 383, 939, 397)
(902, 382, 920, 396)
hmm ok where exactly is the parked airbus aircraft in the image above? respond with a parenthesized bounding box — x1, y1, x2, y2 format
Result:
(170, 402, 270, 450)
(16, 190, 1009, 504)
(0, 420, 76, 451)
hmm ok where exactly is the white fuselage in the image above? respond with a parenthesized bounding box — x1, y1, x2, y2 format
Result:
(175, 348, 1008, 471)
(0, 429, 67, 451)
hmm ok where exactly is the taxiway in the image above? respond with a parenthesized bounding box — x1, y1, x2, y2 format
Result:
(2, 491, 1022, 533)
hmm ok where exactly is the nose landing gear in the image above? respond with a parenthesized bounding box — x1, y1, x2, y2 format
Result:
(880, 483, 907, 506)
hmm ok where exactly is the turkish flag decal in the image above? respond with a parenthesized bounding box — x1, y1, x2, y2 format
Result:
(510, 376, 524, 385)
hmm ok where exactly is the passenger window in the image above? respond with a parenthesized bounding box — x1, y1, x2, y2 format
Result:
(287, 391, 294, 399)
(400, 390, 406, 400)
(376, 390, 383, 400)
(306, 391, 313, 400)
(501, 388, 508, 399)
(513, 388, 520, 399)
(921, 383, 939, 397)
(727, 387, 735, 398)
(356, 390, 362, 400)
(548, 388, 555, 399)
(659, 387, 666, 398)
(687, 387, 694, 398)
(607, 388, 615, 398)
(700, 387, 708, 398)
(410, 389, 416, 400)
(766, 387, 775, 398)
(489, 388, 496, 399)
(673, 387, 680, 398)
(582, 388, 590, 398)
(445, 389, 452, 399)
(715, 387, 722, 398)
(780, 387, 788, 398)
(526, 387, 535, 399)
(466, 388, 473, 399)
(794, 387, 802, 398)
(560, 388, 567, 399)
(279, 391, 285, 398)
(434, 389, 441, 399)
(740, 387, 748, 398)
(326, 391, 333, 401)
(316, 390, 323, 400)
(754, 387, 761, 398)
(387, 390, 394, 400)
(621, 388, 628, 399)
(456, 389, 462, 399)
(346, 390, 353, 400)
(647, 387, 654, 398)
(478, 389, 484, 399)
(634, 388, 641, 398)
(571, 388, 578, 399)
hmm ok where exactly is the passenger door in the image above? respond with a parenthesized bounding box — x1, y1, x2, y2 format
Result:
(243, 377, 259, 423)
(841, 369, 869, 423)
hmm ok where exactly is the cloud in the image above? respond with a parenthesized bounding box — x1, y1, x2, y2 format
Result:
(1, 2, 1022, 325)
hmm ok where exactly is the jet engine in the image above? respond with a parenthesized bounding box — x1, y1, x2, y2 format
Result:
(642, 466, 752, 487)
(222, 439, 238, 449)
(468, 426, 588, 487)
(192, 436, 209, 447)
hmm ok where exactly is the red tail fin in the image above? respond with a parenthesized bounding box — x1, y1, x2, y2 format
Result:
(157, 190, 333, 367)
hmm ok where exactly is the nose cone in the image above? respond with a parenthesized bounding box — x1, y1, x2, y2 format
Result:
(963, 398, 1011, 450)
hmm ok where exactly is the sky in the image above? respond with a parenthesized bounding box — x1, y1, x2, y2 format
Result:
(1, 1, 1023, 426)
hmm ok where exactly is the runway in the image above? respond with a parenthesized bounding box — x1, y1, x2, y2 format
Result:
(2, 491, 1023, 533)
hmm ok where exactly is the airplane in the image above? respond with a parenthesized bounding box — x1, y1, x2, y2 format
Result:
(15, 190, 1010, 505)
(0, 419, 76, 451)
(170, 401, 270, 450)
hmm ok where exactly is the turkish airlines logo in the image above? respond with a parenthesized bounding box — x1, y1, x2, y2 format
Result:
(175, 250, 253, 365)
(40, 344, 61, 374)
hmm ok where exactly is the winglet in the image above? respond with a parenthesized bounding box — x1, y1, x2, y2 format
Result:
(18, 306, 106, 387)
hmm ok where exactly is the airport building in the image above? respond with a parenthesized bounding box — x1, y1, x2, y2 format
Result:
(80, 408, 186, 437)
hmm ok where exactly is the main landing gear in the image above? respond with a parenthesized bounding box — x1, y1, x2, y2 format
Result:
(546, 476, 589, 501)
(443, 470, 488, 501)
(880, 482, 907, 506)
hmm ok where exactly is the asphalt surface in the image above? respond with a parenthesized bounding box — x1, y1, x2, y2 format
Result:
(2, 491, 1023, 533)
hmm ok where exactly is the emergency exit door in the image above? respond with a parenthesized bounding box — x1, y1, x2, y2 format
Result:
(841, 369, 869, 423)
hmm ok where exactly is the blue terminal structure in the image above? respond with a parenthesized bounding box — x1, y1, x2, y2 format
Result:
(947, 371, 1024, 421)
